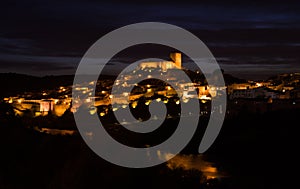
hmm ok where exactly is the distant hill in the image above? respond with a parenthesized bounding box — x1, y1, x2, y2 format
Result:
(184, 69, 247, 85)
(0, 73, 119, 97)
(223, 73, 247, 85)
(0, 73, 75, 97)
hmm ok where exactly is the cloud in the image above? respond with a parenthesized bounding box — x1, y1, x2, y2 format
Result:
(1, 1, 300, 78)
(2, 1, 300, 33)
(0, 52, 128, 76)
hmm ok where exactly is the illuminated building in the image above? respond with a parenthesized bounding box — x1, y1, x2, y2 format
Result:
(9, 98, 70, 117)
(139, 52, 182, 72)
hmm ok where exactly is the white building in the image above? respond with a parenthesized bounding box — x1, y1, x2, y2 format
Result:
(230, 87, 281, 99)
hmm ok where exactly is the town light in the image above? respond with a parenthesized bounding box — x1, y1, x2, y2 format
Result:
(145, 100, 151, 105)
(183, 98, 189, 103)
(131, 101, 137, 108)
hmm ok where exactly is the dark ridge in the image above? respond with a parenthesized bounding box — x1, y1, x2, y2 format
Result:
(0, 73, 74, 97)
(0, 73, 119, 97)
(223, 73, 247, 84)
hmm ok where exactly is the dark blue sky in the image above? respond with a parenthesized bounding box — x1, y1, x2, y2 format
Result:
(1, 0, 300, 79)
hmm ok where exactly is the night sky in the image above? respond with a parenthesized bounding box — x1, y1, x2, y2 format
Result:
(1, 0, 300, 79)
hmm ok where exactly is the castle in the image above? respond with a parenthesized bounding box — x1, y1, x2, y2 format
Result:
(138, 52, 182, 72)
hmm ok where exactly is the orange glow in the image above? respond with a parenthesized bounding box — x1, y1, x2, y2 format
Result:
(131, 101, 137, 108)
(256, 83, 262, 87)
(145, 100, 151, 105)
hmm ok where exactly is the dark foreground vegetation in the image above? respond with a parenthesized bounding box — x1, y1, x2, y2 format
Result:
(0, 100, 299, 188)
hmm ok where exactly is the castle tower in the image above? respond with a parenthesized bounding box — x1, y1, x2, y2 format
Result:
(170, 52, 181, 69)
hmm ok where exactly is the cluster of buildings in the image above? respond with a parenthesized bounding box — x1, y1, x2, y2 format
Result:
(228, 73, 300, 100)
(3, 87, 72, 117)
(138, 52, 182, 71)
(226, 73, 300, 116)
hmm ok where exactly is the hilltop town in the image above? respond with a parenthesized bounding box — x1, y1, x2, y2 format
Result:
(1, 53, 300, 122)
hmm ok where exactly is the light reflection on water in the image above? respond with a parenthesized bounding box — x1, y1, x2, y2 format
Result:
(33, 126, 77, 136)
(32, 127, 225, 181)
(164, 153, 223, 179)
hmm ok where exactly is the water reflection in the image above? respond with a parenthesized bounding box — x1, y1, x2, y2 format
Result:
(33, 126, 77, 136)
(165, 154, 221, 179)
